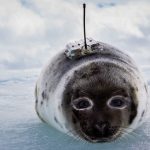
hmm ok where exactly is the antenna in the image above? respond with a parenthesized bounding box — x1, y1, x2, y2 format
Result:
(83, 3, 87, 49)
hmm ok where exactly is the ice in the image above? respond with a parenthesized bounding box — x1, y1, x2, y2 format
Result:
(0, 69, 150, 150)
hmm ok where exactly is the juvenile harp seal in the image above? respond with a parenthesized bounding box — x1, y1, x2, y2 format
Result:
(35, 39, 149, 143)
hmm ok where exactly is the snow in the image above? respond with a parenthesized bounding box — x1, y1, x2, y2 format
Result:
(0, 68, 150, 150)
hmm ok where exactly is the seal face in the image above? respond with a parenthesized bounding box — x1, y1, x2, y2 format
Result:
(35, 39, 149, 143)
(62, 61, 139, 142)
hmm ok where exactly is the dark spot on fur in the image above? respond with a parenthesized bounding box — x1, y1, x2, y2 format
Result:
(131, 87, 135, 92)
(58, 60, 62, 66)
(54, 116, 63, 128)
(81, 73, 87, 78)
(42, 91, 45, 98)
(45, 82, 47, 87)
(54, 116, 58, 123)
(90, 66, 99, 74)
(144, 84, 148, 93)
(139, 110, 145, 122)
(36, 110, 46, 123)
(42, 91, 47, 99)
(36, 99, 38, 104)
(53, 69, 57, 75)
(122, 78, 126, 83)
(41, 101, 43, 105)
(36, 111, 40, 117)
(141, 110, 145, 118)
(74, 70, 78, 74)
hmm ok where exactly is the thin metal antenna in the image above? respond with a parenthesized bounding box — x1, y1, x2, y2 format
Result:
(83, 3, 87, 49)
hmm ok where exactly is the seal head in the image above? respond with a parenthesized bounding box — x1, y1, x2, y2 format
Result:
(35, 39, 149, 143)
(62, 61, 139, 142)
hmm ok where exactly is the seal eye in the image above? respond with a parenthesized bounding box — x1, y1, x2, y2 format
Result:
(110, 99, 124, 107)
(107, 96, 129, 109)
(71, 97, 93, 110)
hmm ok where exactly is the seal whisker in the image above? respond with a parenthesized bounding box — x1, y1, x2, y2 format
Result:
(66, 129, 88, 144)
(119, 127, 143, 141)
(119, 126, 139, 137)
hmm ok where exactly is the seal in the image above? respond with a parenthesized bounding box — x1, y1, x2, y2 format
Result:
(35, 39, 149, 143)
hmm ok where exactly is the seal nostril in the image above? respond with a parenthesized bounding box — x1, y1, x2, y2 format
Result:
(95, 124, 105, 132)
(94, 121, 110, 133)
(95, 122, 106, 129)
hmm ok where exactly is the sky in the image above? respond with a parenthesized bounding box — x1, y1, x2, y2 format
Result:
(0, 0, 150, 70)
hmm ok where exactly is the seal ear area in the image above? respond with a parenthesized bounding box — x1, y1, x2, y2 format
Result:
(107, 95, 131, 110)
(71, 97, 94, 111)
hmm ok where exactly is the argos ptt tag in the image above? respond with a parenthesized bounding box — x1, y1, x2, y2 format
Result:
(64, 38, 103, 59)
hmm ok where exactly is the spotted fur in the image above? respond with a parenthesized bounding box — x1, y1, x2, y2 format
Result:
(35, 41, 149, 141)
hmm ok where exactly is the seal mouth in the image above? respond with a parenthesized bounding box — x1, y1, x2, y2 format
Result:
(81, 130, 121, 143)
(79, 125, 121, 143)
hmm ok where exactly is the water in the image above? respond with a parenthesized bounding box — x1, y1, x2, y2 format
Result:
(0, 68, 150, 150)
